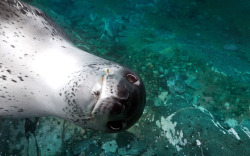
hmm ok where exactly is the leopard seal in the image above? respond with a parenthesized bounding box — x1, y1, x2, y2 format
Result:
(0, 0, 146, 132)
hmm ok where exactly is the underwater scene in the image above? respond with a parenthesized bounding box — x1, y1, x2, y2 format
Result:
(0, 0, 249, 155)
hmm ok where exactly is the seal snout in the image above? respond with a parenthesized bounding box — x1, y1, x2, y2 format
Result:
(106, 70, 146, 132)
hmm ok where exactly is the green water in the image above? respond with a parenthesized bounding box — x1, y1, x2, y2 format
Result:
(0, 0, 249, 155)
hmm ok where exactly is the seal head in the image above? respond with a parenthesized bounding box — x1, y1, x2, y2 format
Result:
(98, 66, 146, 132)
(61, 63, 146, 133)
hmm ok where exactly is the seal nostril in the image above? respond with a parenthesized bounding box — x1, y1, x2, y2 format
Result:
(126, 74, 138, 84)
(107, 121, 126, 130)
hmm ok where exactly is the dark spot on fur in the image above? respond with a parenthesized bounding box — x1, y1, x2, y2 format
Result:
(1, 75, 7, 80)
(18, 109, 24, 112)
(11, 79, 17, 83)
(18, 76, 24, 81)
(6, 69, 11, 74)
(35, 10, 42, 16)
(20, 8, 26, 14)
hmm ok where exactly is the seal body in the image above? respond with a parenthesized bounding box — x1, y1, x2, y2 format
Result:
(0, 0, 146, 132)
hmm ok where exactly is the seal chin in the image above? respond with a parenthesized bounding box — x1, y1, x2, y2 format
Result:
(99, 67, 146, 133)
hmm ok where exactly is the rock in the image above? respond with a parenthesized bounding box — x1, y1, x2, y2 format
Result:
(117, 140, 146, 155)
(0, 117, 87, 155)
(233, 125, 250, 143)
(167, 78, 186, 94)
(158, 91, 168, 101)
(225, 118, 238, 128)
(224, 102, 230, 109)
(163, 95, 190, 114)
(146, 62, 153, 68)
(115, 132, 137, 147)
(184, 79, 192, 86)
(164, 69, 169, 75)
(190, 81, 201, 90)
(191, 95, 199, 107)
(100, 17, 124, 41)
(159, 66, 164, 73)
(130, 140, 147, 154)
(154, 98, 162, 107)
(223, 44, 239, 51)
(240, 118, 250, 129)
(159, 74, 165, 78)
(118, 147, 127, 155)
(72, 138, 97, 155)
(185, 79, 201, 90)
(101, 140, 118, 153)
(141, 66, 146, 72)
(153, 70, 159, 75)
(155, 107, 250, 155)
(141, 147, 155, 156)
(86, 143, 103, 155)
(27, 135, 38, 156)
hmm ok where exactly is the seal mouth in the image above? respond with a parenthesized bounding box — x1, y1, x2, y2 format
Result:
(90, 72, 130, 117)
(90, 96, 128, 117)
(109, 101, 126, 115)
(89, 74, 109, 117)
(107, 120, 126, 130)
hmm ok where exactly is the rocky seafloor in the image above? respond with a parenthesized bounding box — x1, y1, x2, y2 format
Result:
(0, 0, 249, 155)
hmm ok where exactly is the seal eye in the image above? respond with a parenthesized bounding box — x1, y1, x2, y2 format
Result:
(107, 121, 126, 131)
(126, 74, 138, 84)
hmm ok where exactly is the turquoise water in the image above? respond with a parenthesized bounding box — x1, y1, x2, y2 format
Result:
(0, 0, 249, 155)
